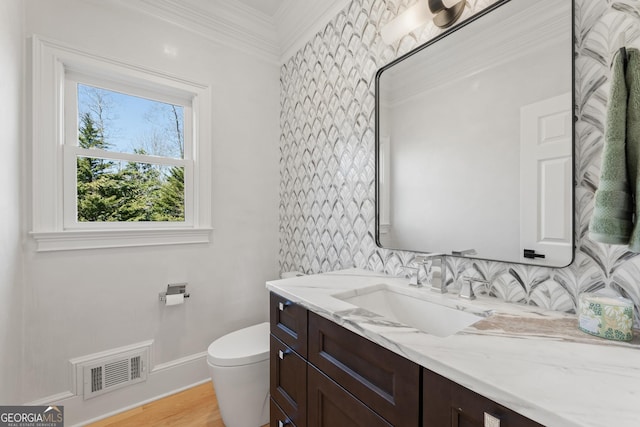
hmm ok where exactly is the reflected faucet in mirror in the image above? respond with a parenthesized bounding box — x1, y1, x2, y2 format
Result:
(451, 249, 477, 257)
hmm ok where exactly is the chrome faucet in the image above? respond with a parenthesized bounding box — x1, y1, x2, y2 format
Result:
(459, 276, 488, 300)
(402, 254, 448, 291)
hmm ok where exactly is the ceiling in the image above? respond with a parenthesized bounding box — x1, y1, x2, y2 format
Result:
(111, 0, 350, 64)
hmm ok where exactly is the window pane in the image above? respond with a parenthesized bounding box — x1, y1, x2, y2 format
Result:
(76, 156, 185, 222)
(77, 84, 184, 159)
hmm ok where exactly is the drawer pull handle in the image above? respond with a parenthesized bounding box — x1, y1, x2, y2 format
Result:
(278, 349, 291, 360)
(278, 419, 291, 427)
(278, 301, 292, 311)
(484, 412, 501, 427)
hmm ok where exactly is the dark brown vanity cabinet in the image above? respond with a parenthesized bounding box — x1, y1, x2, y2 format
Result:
(269, 292, 419, 427)
(422, 369, 544, 427)
(270, 293, 308, 427)
(270, 292, 543, 427)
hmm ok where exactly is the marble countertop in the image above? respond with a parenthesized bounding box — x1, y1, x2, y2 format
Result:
(266, 268, 640, 427)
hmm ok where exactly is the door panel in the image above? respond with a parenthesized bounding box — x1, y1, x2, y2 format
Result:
(520, 92, 573, 265)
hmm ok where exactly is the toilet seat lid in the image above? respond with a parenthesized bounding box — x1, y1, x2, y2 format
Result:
(207, 322, 270, 367)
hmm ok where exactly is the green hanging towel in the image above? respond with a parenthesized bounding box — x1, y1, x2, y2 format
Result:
(589, 49, 634, 244)
(626, 48, 640, 252)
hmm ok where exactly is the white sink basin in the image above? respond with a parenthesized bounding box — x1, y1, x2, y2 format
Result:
(334, 285, 490, 337)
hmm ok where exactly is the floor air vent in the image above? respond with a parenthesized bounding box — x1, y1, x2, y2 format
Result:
(71, 344, 150, 400)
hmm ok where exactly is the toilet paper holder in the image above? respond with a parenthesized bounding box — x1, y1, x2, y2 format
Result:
(159, 283, 190, 302)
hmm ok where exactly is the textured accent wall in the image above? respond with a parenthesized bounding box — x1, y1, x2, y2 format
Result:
(279, 0, 640, 325)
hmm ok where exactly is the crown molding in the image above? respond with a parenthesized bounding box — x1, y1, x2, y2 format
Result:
(85, 0, 348, 65)
(275, 0, 351, 63)
(107, 0, 281, 64)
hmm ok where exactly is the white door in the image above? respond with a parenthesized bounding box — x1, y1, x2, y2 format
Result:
(519, 93, 573, 266)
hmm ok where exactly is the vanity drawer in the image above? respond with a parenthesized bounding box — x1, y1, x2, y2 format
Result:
(307, 364, 391, 427)
(307, 311, 419, 426)
(423, 368, 544, 427)
(270, 398, 297, 427)
(270, 292, 308, 357)
(270, 335, 307, 427)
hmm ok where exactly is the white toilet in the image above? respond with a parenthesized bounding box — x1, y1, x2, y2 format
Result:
(207, 322, 270, 427)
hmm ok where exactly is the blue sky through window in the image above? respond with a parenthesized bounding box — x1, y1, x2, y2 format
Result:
(77, 84, 184, 159)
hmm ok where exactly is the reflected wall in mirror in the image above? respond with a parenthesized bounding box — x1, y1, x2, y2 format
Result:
(376, 0, 574, 267)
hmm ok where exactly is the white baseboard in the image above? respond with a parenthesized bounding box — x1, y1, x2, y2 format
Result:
(28, 391, 76, 406)
(151, 351, 207, 373)
(28, 351, 210, 427)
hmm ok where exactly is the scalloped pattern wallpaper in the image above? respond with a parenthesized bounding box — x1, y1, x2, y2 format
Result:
(279, 0, 640, 326)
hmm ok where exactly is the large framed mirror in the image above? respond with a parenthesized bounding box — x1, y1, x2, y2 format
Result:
(375, 0, 574, 267)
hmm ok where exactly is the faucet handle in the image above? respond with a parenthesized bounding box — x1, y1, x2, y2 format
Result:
(459, 276, 488, 300)
(401, 266, 421, 287)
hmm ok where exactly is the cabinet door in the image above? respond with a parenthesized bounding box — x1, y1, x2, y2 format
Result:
(307, 365, 392, 427)
(423, 368, 544, 427)
(270, 292, 308, 357)
(271, 335, 307, 427)
(308, 312, 419, 426)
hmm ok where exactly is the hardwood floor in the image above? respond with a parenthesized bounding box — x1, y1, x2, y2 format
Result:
(87, 382, 269, 427)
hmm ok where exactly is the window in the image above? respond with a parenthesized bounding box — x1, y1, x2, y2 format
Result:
(31, 36, 212, 251)
(65, 80, 190, 227)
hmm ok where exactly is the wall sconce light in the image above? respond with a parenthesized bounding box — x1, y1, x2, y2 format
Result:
(381, 0, 466, 44)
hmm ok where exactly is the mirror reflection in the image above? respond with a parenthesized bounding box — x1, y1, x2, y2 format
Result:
(376, 0, 574, 267)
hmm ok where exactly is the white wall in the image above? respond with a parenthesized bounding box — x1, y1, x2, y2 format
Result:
(21, 0, 280, 423)
(0, 0, 25, 405)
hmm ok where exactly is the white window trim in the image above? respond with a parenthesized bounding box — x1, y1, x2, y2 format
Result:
(30, 35, 212, 251)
